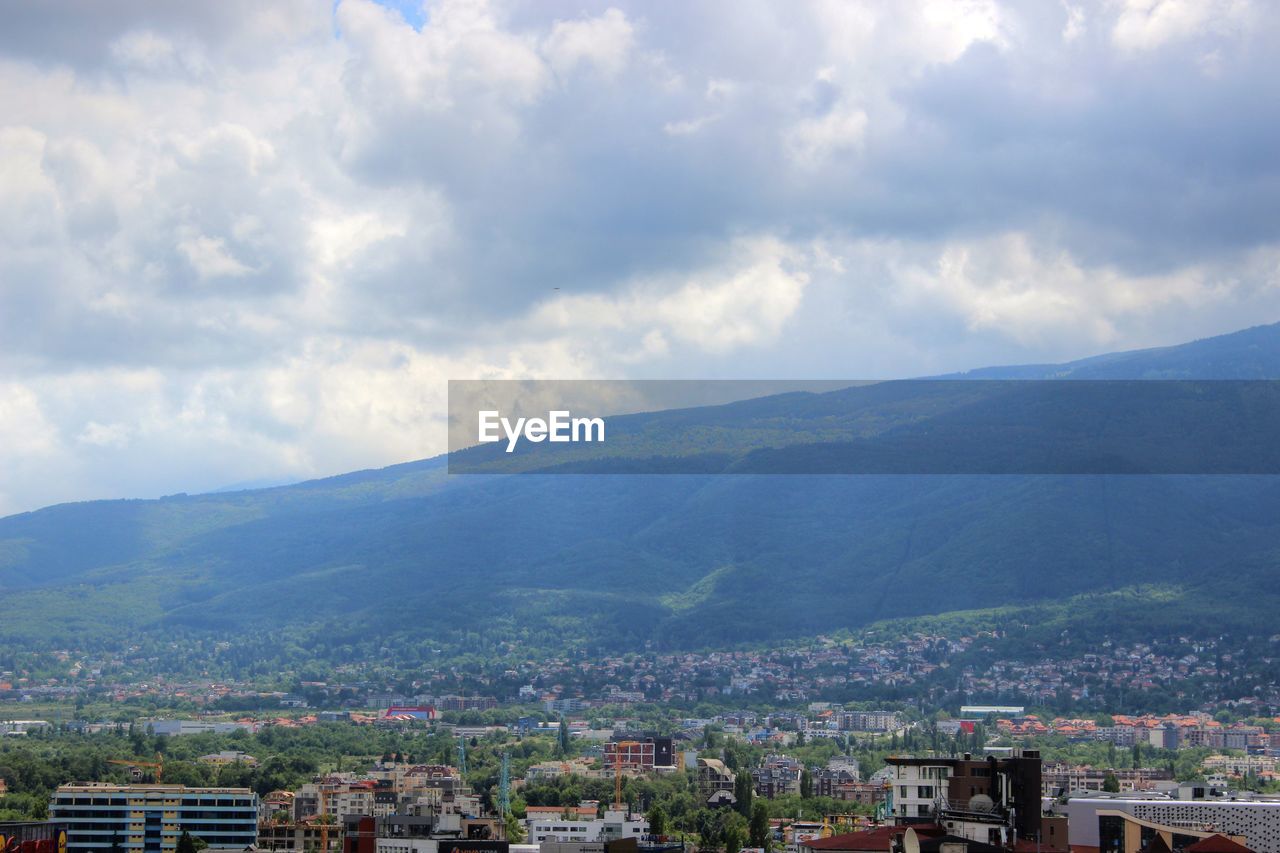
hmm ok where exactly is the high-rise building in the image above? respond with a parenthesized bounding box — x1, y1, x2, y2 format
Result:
(49, 783, 258, 853)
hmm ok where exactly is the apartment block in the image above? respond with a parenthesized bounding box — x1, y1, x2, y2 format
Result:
(49, 783, 258, 853)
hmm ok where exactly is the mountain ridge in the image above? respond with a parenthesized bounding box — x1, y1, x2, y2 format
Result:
(4, 321, 1280, 658)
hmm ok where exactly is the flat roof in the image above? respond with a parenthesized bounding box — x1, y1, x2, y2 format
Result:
(55, 783, 255, 793)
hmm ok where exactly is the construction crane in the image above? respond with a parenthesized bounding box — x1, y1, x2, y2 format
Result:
(612, 741, 641, 812)
(108, 753, 164, 783)
(317, 779, 336, 853)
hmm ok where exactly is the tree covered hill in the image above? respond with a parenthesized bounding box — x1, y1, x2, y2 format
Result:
(5, 322, 1280, 656)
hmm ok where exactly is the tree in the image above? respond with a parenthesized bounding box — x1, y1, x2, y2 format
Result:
(648, 804, 668, 838)
(1102, 771, 1120, 793)
(734, 773, 753, 817)
(750, 802, 772, 852)
(504, 811, 525, 842)
(725, 825, 744, 853)
(176, 831, 198, 853)
(800, 770, 813, 800)
(558, 716, 570, 756)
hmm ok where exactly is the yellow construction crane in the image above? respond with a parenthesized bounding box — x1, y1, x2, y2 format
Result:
(108, 753, 164, 783)
(318, 779, 338, 853)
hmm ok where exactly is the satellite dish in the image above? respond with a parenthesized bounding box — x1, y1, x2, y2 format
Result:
(904, 828, 921, 853)
(970, 794, 995, 812)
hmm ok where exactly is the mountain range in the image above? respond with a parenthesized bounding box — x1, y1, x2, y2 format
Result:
(5, 322, 1280, 661)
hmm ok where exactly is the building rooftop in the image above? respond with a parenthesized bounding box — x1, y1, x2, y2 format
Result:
(799, 824, 945, 852)
(55, 783, 255, 794)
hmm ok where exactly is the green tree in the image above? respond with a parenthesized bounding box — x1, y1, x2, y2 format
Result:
(726, 825, 745, 853)
(504, 811, 525, 842)
(176, 831, 198, 853)
(734, 773, 753, 817)
(1102, 771, 1120, 793)
(800, 770, 813, 800)
(648, 804, 668, 837)
(749, 802, 772, 852)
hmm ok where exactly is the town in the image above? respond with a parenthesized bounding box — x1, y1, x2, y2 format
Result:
(7, 691, 1280, 853)
(6, 627, 1280, 718)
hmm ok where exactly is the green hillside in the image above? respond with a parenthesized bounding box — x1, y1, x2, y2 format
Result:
(4, 323, 1280, 659)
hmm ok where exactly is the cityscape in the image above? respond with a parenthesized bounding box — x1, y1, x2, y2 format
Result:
(4, 2, 1280, 853)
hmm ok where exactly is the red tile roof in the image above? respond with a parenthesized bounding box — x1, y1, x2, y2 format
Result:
(800, 825, 944, 852)
(1186, 836, 1254, 853)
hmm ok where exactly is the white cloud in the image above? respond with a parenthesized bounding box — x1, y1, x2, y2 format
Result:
(663, 114, 720, 137)
(845, 232, 1277, 353)
(337, 0, 548, 110)
(1111, 0, 1253, 53)
(178, 231, 254, 280)
(1063, 2, 1088, 41)
(527, 237, 811, 358)
(0, 127, 61, 245)
(785, 106, 869, 168)
(109, 30, 183, 72)
(542, 8, 635, 79)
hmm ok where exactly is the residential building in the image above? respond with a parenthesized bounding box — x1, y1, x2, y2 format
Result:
(696, 759, 735, 808)
(144, 720, 252, 737)
(198, 751, 259, 767)
(524, 760, 597, 783)
(887, 751, 1043, 846)
(341, 814, 507, 853)
(1203, 755, 1278, 777)
(752, 755, 802, 799)
(1040, 764, 1173, 796)
(49, 783, 258, 853)
(840, 712, 904, 733)
(546, 699, 589, 715)
(382, 706, 438, 722)
(258, 817, 344, 852)
(525, 809, 647, 844)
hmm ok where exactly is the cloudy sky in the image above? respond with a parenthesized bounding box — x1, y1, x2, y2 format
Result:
(1, 0, 1278, 514)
